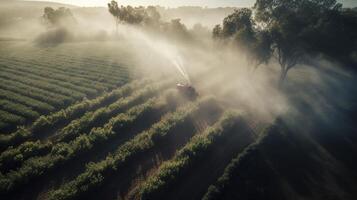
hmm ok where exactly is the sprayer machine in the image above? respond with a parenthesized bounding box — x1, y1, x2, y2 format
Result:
(176, 83, 198, 100)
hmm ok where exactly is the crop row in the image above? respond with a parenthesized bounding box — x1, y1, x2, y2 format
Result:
(0, 90, 176, 176)
(0, 78, 72, 107)
(47, 97, 214, 200)
(0, 71, 85, 100)
(0, 111, 25, 127)
(56, 81, 171, 143)
(0, 141, 51, 173)
(0, 79, 150, 151)
(0, 90, 177, 194)
(0, 61, 119, 91)
(0, 66, 98, 97)
(0, 99, 39, 120)
(138, 111, 241, 200)
(202, 124, 276, 200)
(0, 89, 54, 114)
(0, 57, 127, 86)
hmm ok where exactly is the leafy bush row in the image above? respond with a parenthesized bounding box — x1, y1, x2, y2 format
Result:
(0, 78, 72, 107)
(0, 89, 176, 176)
(139, 111, 241, 200)
(0, 71, 85, 100)
(0, 88, 54, 114)
(202, 124, 277, 200)
(0, 141, 51, 173)
(5, 57, 127, 87)
(47, 97, 213, 200)
(56, 80, 171, 143)
(0, 79, 149, 151)
(0, 66, 98, 97)
(0, 100, 39, 120)
(0, 91, 176, 194)
(0, 111, 25, 126)
(0, 63, 111, 92)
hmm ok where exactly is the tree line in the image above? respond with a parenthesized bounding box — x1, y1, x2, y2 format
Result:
(213, 0, 357, 83)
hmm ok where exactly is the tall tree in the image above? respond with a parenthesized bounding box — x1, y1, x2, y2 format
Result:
(212, 8, 272, 70)
(254, 0, 343, 83)
(108, 0, 121, 33)
(42, 7, 75, 27)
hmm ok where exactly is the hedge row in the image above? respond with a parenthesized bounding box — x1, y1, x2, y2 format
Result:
(56, 80, 171, 143)
(0, 91, 176, 194)
(139, 111, 241, 200)
(0, 79, 150, 151)
(47, 97, 214, 200)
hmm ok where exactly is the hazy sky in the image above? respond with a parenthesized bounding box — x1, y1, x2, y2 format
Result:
(28, 0, 357, 7)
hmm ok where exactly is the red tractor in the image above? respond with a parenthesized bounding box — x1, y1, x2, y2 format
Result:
(176, 83, 198, 99)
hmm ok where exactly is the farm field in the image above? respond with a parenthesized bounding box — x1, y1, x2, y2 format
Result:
(1, 0, 357, 200)
(1, 43, 355, 200)
(0, 42, 133, 133)
(0, 39, 274, 200)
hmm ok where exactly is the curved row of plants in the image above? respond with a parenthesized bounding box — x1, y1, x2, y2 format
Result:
(202, 123, 277, 200)
(0, 66, 98, 97)
(0, 79, 150, 151)
(0, 100, 39, 120)
(0, 90, 178, 194)
(0, 71, 85, 100)
(0, 62, 114, 92)
(0, 141, 51, 173)
(0, 78, 72, 108)
(0, 89, 177, 175)
(0, 111, 25, 129)
(3, 56, 128, 84)
(138, 111, 242, 200)
(56, 80, 172, 143)
(47, 97, 214, 200)
(0, 58, 122, 87)
(0, 88, 54, 114)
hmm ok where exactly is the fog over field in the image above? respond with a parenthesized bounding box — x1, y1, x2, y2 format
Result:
(0, 0, 357, 200)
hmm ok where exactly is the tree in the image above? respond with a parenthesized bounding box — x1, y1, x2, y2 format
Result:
(42, 7, 75, 27)
(108, 0, 120, 33)
(254, 0, 343, 83)
(108, 1, 157, 32)
(144, 6, 161, 27)
(212, 8, 272, 70)
(212, 25, 222, 39)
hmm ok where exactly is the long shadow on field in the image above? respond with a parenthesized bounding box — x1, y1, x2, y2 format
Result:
(158, 120, 255, 200)
(82, 101, 223, 200)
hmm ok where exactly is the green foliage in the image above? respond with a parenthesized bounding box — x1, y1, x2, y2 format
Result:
(0, 88, 54, 113)
(215, 0, 357, 83)
(0, 100, 39, 120)
(0, 42, 132, 133)
(0, 89, 176, 195)
(0, 80, 147, 151)
(0, 140, 52, 172)
(213, 8, 272, 68)
(0, 78, 71, 107)
(57, 80, 171, 143)
(47, 97, 214, 200)
(108, 1, 160, 26)
(0, 110, 25, 127)
(202, 121, 283, 200)
(139, 111, 242, 200)
(253, 0, 346, 82)
(43, 7, 76, 27)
